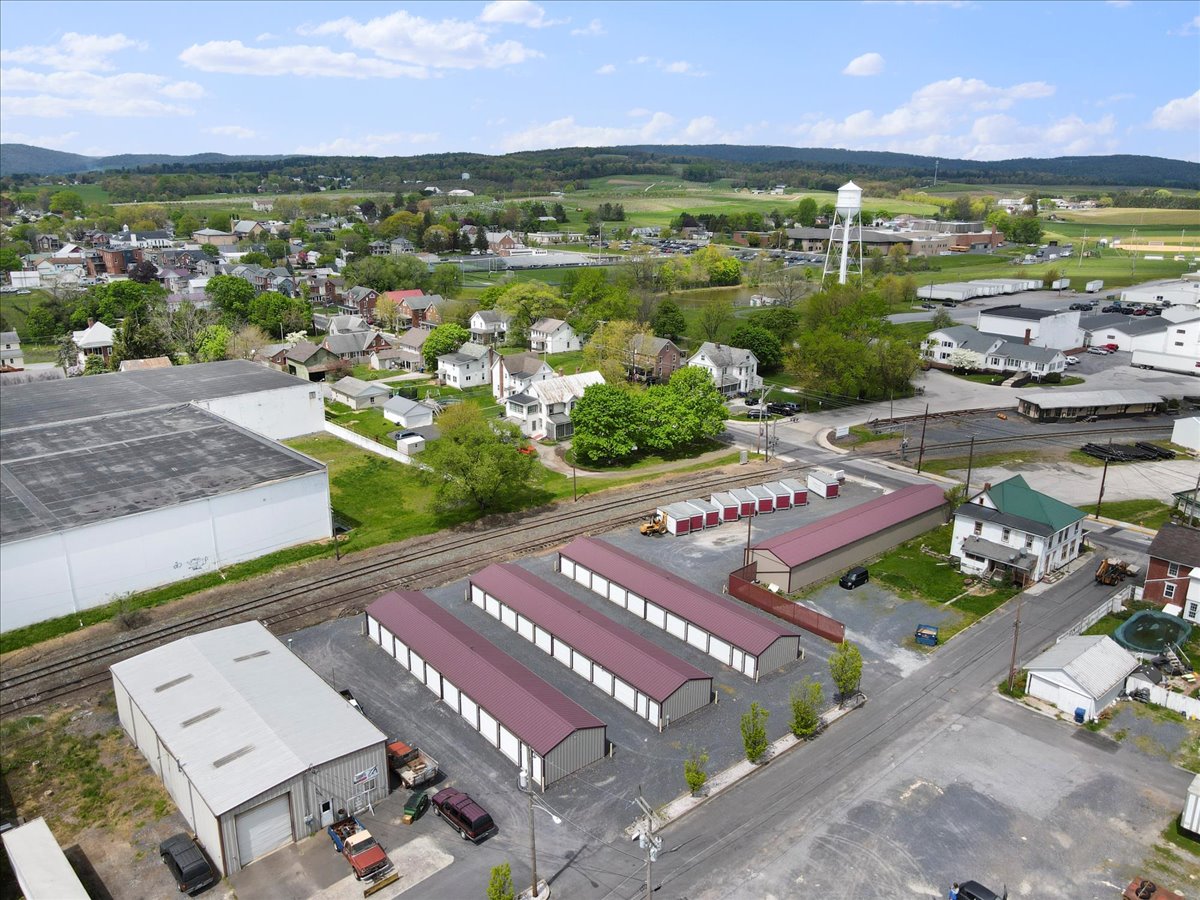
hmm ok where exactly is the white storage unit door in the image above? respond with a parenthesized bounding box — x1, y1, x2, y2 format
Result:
(498, 727, 520, 763)
(235, 794, 292, 865)
(560, 558, 575, 579)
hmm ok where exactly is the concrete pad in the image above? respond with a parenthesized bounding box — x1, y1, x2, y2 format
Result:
(308, 837, 453, 900)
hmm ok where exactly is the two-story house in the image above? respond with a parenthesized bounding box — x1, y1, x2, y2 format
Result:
(629, 335, 682, 383)
(322, 329, 392, 362)
(339, 285, 380, 320)
(437, 342, 492, 388)
(491, 352, 554, 402)
(951, 475, 1086, 585)
(470, 309, 512, 346)
(529, 318, 581, 354)
(72, 319, 115, 366)
(273, 341, 347, 381)
(376, 327, 428, 372)
(505, 371, 605, 440)
(686, 342, 761, 396)
(1, 331, 24, 370)
(922, 325, 1067, 378)
(1145, 523, 1200, 618)
(399, 293, 442, 329)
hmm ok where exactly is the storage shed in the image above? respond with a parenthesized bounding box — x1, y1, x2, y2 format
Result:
(730, 488, 758, 516)
(557, 537, 803, 680)
(110, 622, 388, 876)
(710, 492, 742, 522)
(469, 564, 714, 730)
(1023, 635, 1138, 721)
(688, 498, 722, 528)
(762, 482, 793, 510)
(747, 485, 776, 513)
(366, 591, 607, 790)
(778, 478, 809, 506)
(750, 484, 947, 593)
(807, 471, 840, 499)
(658, 502, 702, 535)
(0, 818, 89, 900)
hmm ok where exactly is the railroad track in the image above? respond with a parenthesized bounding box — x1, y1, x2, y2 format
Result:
(0, 459, 806, 717)
(852, 423, 1170, 459)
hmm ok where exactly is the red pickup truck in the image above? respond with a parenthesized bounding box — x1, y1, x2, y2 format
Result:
(327, 816, 392, 882)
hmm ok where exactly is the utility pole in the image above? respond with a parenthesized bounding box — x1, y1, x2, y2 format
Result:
(964, 436, 976, 500)
(634, 794, 661, 900)
(1094, 457, 1110, 519)
(916, 404, 930, 474)
(1007, 590, 1024, 693)
(1190, 467, 1199, 528)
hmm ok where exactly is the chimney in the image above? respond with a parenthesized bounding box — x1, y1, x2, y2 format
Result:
(87, 317, 95, 328)
(1023, 328, 1031, 346)
(982, 482, 991, 491)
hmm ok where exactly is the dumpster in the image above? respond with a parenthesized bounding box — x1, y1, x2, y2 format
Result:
(914, 625, 939, 647)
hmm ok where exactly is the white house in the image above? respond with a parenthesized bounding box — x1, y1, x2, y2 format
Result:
(922, 325, 1066, 378)
(382, 395, 434, 429)
(469, 309, 512, 346)
(437, 342, 491, 388)
(1, 331, 24, 369)
(491, 352, 554, 401)
(71, 320, 115, 366)
(505, 371, 604, 440)
(951, 475, 1086, 585)
(686, 342, 762, 395)
(1023, 635, 1138, 722)
(975, 305, 1082, 351)
(329, 375, 391, 410)
(529, 318, 581, 354)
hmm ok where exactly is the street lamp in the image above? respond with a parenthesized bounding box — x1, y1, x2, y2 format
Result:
(518, 768, 561, 900)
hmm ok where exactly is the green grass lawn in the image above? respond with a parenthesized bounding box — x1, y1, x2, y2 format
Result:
(920, 449, 1054, 477)
(1027, 376, 1086, 387)
(1093, 499, 1177, 529)
(324, 403, 398, 441)
(349, 364, 402, 381)
(0, 289, 54, 334)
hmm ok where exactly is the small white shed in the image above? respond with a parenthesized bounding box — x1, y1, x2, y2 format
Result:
(807, 472, 840, 500)
(1183, 772, 1200, 836)
(1172, 417, 1200, 452)
(1024, 635, 1138, 722)
(710, 492, 741, 522)
(383, 395, 434, 429)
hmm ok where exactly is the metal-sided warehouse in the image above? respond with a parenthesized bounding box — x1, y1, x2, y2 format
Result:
(468, 563, 714, 731)
(365, 590, 607, 790)
(556, 537, 803, 681)
(110, 622, 388, 876)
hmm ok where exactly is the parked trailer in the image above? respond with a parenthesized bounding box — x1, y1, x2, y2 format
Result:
(778, 478, 809, 507)
(1183, 773, 1200, 836)
(709, 491, 741, 522)
(1050, 277, 1070, 291)
(730, 488, 758, 517)
(1085, 280, 1104, 293)
(807, 472, 840, 500)
(1132, 350, 1199, 376)
(386, 740, 439, 789)
(688, 498, 722, 528)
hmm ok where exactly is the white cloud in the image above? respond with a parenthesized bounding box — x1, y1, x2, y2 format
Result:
(479, 1, 567, 28)
(0, 129, 80, 149)
(1, 67, 201, 117)
(571, 19, 606, 37)
(1096, 91, 1135, 106)
(180, 40, 429, 79)
(595, 63, 616, 75)
(626, 56, 705, 77)
(206, 125, 257, 139)
(255, 32, 278, 42)
(1171, 14, 1200, 35)
(843, 52, 884, 76)
(627, 107, 651, 117)
(498, 112, 756, 152)
(1150, 90, 1200, 130)
(295, 132, 440, 155)
(306, 10, 539, 70)
(1, 32, 145, 72)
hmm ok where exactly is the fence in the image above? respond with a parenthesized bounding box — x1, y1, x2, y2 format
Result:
(728, 562, 846, 644)
(1140, 684, 1200, 720)
(324, 421, 412, 465)
(1057, 587, 1129, 640)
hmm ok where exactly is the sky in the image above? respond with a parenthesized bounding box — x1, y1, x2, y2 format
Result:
(0, 0, 1198, 163)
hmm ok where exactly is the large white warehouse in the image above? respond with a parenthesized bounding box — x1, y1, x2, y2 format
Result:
(111, 622, 388, 875)
(0, 362, 330, 632)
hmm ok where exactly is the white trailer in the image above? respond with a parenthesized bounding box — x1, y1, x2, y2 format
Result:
(1051, 277, 1070, 291)
(1085, 280, 1104, 293)
(1131, 350, 1199, 376)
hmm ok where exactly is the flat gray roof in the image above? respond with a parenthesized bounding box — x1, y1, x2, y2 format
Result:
(1, 404, 324, 543)
(0, 359, 305, 431)
(1016, 389, 1164, 411)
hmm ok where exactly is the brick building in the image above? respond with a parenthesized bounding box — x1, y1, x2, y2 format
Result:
(1146, 522, 1200, 620)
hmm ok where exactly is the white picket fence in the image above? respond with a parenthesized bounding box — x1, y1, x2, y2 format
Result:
(324, 421, 412, 465)
(1142, 684, 1200, 720)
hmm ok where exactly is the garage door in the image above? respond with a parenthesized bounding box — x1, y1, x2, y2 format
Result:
(235, 794, 292, 866)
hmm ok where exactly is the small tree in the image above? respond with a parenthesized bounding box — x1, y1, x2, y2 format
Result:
(83, 354, 108, 376)
(740, 702, 770, 764)
(930, 307, 954, 330)
(828, 641, 864, 704)
(1042, 267, 1061, 289)
(486, 862, 515, 900)
(789, 677, 824, 740)
(683, 746, 709, 796)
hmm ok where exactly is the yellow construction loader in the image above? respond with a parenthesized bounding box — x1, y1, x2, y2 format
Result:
(639, 512, 667, 536)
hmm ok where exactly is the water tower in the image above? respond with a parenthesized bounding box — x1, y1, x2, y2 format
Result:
(822, 180, 864, 285)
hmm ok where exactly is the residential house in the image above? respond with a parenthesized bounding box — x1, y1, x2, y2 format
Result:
(251, 199, 274, 212)
(491, 352, 554, 402)
(322, 329, 392, 362)
(192, 228, 237, 247)
(276, 341, 347, 382)
(340, 285, 380, 320)
(330, 376, 391, 410)
(327, 315, 370, 335)
(369, 241, 390, 257)
(0, 331, 24, 370)
(686, 342, 762, 396)
(505, 371, 605, 440)
(383, 396, 435, 429)
(486, 231, 522, 256)
(437, 342, 491, 388)
(629, 334, 682, 383)
(529, 318, 581, 354)
(921, 325, 1066, 378)
(1145, 523, 1200, 618)
(99, 246, 143, 276)
(34, 234, 61, 252)
(389, 237, 415, 255)
(951, 475, 1086, 585)
(232, 220, 267, 241)
(72, 320, 115, 366)
(399, 293, 442, 329)
(470, 309, 512, 346)
(380, 327, 429, 372)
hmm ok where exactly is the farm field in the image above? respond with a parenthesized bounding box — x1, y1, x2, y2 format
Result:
(1054, 207, 1200, 227)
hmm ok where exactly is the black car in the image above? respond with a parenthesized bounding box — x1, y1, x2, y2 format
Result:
(957, 880, 1006, 900)
(745, 408, 775, 420)
(160, 834, 216, 895)
(768, 401, 801, 416)
(839, 566, 869, 590)
(1068, 302, 1094, 311)
(1101, 304, 1121, 313)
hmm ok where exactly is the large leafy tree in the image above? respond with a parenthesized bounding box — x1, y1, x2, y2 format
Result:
(205, 274, 256, 322)
(495, 282, 557, 346)
(22, 305, 58, 342)
(195, 324, 232, 362)
(571, 383, 644, 466)
(428, 263, 462, 299)
(651, 298, 687, 340)
(249, 290, 311, 337)
(422, 322, 471, 371)
(645, 365, 727, 450)
(111, 298, 172, 365)
(695, 296, 734, 341)
(48, 190, 84, 217)
(582, 319, 649, 384)
(422, 404, 536, 512)
(344, 254, 426, 292)
(729, 324, 782, 373)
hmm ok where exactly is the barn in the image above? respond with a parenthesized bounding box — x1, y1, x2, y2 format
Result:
(557, 537, 803, 681)
(110, 622, 388, 876)
(1024, 635, 1138, 721)
(469, 564, 714, 730)
(366, 590, 607, 790)
(750, 485, 947, 593)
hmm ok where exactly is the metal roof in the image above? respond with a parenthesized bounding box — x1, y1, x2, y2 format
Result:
(366, 591, 605, 757)
(559, 537, 799, 655)
(470, 564, 711, 703)
(1016, 389, 1164, 411)
(530, 371, 604, 405)
(755, 485, 945, 567)
(979, 475, 1085, 533)
(1, 818, 89, 900)
(979, 305, 1061, 321)
(711, 491, 740, 508)
(110, 622, 386, 816)
(960, 535, 1037, 570)
(1024, 635, 1138, 698)
(331, 376, 390, 399)
(1148, 522, 1200, 567)
(779, 478, 808, 495)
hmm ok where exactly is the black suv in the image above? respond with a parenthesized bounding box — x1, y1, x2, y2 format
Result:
(957, 881, 1006, 900)
(767, 402, 801, 416)
(160, 834, 216, 895)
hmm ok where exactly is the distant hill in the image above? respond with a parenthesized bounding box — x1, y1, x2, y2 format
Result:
(0, 143, 288, 177)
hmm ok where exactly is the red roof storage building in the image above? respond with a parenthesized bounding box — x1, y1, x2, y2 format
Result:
(469, 564, 714, 730)
(366, 591, 606, 790)
(750, 484, 947, 593)
(557, 537, 802, 681)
